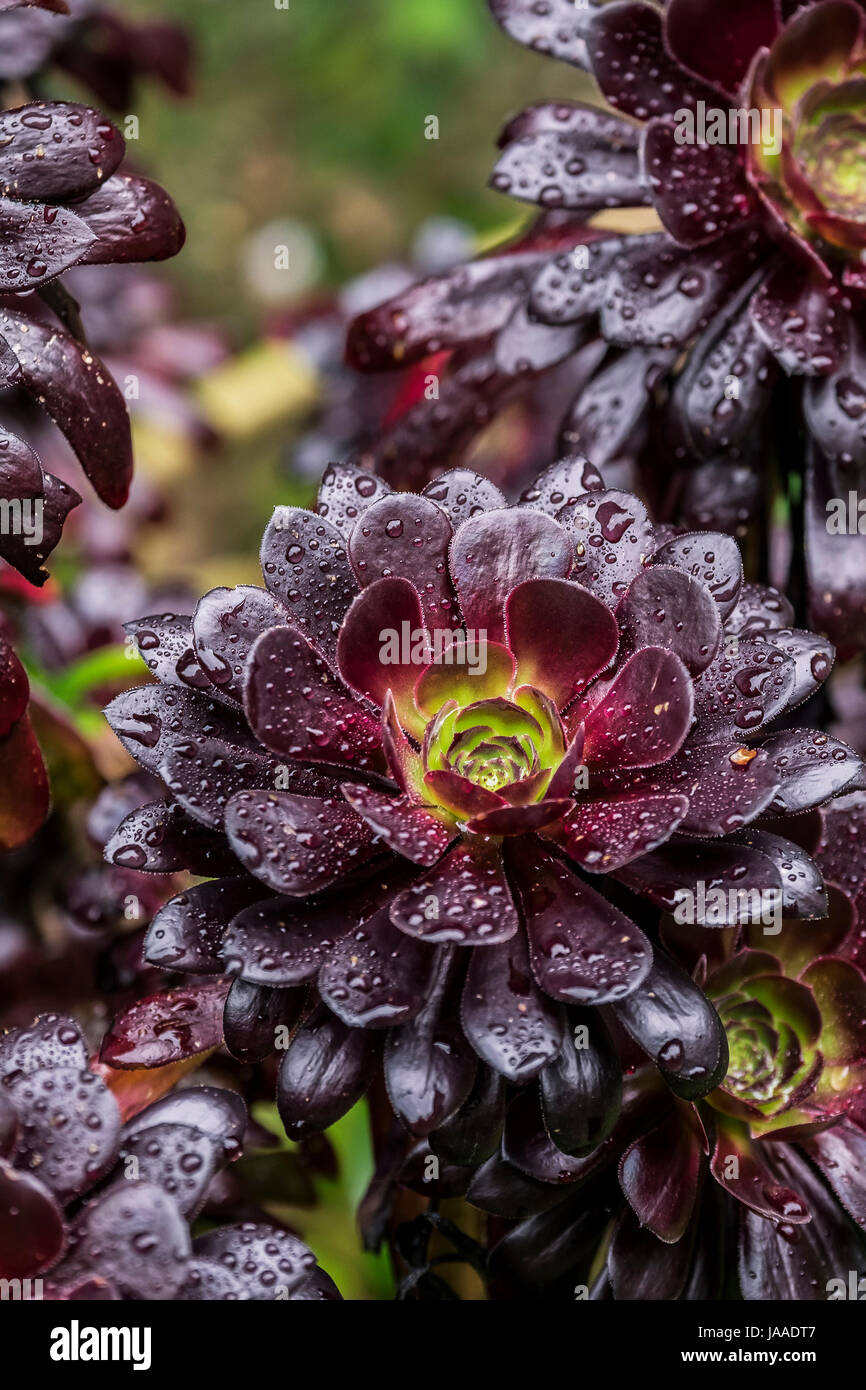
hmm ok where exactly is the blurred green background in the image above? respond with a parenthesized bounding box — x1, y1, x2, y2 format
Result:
(125, 0, 586, 322)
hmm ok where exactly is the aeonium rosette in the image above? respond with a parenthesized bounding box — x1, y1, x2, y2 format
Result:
(0, 1012, 339, 1300)
(347, 0, 866, 653)
(100, 458, 862, 1148)
(460, 843, 866, 1300)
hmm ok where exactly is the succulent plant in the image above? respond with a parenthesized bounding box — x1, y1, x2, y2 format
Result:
(0, 1012, 339, 1299)
(345, 0, 866, 656)
(100, 458, 861, 1162)
(0, 0, 193, 111)
(458, 794, 866, 1300)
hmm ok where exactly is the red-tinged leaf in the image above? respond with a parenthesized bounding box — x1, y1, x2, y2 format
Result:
(341, 783, 455, 867)
(449, 508, 573, 644)
(0, 1161, 66, 1279)
(712, 1114, 811, 1223)
(0, 713, 50, 850)
(390, 837, 518, 945)
(0, 102, 123, 201)
(99, 980, 231, 1069)
(620, 1105, 704, 1242)
(245, 623, 386, 773)
(336, 576, 427, 736)
(0, 628, 29, 737)
(589, 1, 724, 120)
(504, 577, 618, 708)
(509, 836, 652, 1005)
(224, 789, 380, 896)
(518, 453, 604, 511)
(414, 640, 517, 719)
(74, 174, 185, 264)
(0, 306, 132, 507)
(93, 1055, 214, 1123)
(0, 196, 95, 291)
(579, 647, 694, 770)
(642, 118, 755, 246)
(665, 0, 778, 96)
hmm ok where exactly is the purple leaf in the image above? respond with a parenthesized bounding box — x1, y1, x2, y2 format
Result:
(618, 564, 722, 674)
(579, 647, 693, 769)
(750, 264, 849, 376)
(505, 576, 619, 708)
(0, 102, 123, 201)
(224, 790, 379, 896)
(558, 487, 656, 609)
(422, 467, 506, 525)
(259, 507, 356, 664)
(73, 174, 185, 264)
(347, 492, 459, 630)
(319, 904, 435, 1028)
(144, 877, 270, 974)
(384, 953, 476, 1136)
(0, 1160, 65, 1278)
(245, 624, 385, 772)
(193, 1223, 318, 1299)
(389, 837, 518, 945)
(560, 790, 688, 871)
(653, 531, 743, 620)
(613, 950, 729, 1099)
(692, 636, 796, 739)
(67, 1182, 191, 1299)
(193, 584, 289, 703)
(341, 784, 455, 866)
(589, 1, 724, 121)
(5, 1065, 120, 1203)
(315, 461, 391, 537)
(509, 836, 652, 1004)
(487, 0, 598, 68)
(642, 118, 755, 246)
(0, 196, 95, 290)
(0, 305, 132, 507)
(277, 1006, 376, 1138)
(449, 508, 573, 644)
(665, 0, 779, 96)
(100, 980, 231, 1068)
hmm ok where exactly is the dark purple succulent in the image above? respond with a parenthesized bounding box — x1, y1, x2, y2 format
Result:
(345, 0, 866, 656)
(453, 794, 866, 1301)
(0, 1011, 339, 1299)
(0, 0, 193, 111)
(99, 458, 861, 1156)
